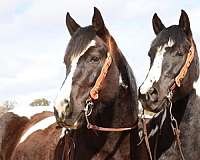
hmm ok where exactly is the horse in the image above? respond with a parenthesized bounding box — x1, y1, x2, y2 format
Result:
(53, 7, 141, 160)
(138, 10, 200, 159)
(0, 106, 63, 160)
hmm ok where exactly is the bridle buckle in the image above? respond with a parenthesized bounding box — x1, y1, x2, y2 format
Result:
(84, 100, 94, 117)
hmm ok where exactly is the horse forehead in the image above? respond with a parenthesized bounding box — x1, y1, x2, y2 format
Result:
(156, 38, 175, 51)
(70, 40, 96, 62)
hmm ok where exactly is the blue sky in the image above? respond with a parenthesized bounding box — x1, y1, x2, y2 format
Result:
(0, 0, 200, 104)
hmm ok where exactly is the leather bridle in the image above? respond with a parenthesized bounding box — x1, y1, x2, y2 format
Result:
(141, 40, 195, 160)
(170, 40, 195, 91)
(166, 40, 194, 160)
(84, 36, 138, 132)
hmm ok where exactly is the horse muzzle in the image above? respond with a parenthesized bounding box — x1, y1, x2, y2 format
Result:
(54, 106, 85, 129)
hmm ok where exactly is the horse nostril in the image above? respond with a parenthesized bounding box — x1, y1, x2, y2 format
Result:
(64, 98, 69, 104)
(148, 87, 158, 102)
(54, 107, 59, 118)
(138, 92, 149, 102)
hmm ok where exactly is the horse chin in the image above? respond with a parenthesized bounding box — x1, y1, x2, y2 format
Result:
(62, 112, 85, 130)
(143, 98, 170, 113)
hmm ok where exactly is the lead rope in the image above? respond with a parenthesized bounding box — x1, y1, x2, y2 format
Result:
(141, 110, 153, 160)
(63, 130, 75, 160)
(169, 101, 185, 160)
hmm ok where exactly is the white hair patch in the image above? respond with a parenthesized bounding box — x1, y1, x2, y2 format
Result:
(140, 38, 175, 95)
(54, 40, 96, 118)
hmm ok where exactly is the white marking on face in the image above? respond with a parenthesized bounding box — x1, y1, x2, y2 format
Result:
(19, 116, 56, 144)
(140, 38, 175, 94)
(54, 40, 96, 117)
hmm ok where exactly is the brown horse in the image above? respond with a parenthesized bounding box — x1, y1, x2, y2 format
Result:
(53, 7, 139, 160)
(139, 10, 200, 159)
(0, 107, 63, 160)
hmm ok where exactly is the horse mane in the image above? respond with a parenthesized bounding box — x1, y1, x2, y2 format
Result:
(191, 38, 199, 82)
(116, 48, 138, 115)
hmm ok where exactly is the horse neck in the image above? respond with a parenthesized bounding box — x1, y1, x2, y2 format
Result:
(114, 49, 139, 126)
(64, 68, 139, 160)
(109, 85, 138, 127)
(146, 89, 194, 159)
(169, 89, 200, 159)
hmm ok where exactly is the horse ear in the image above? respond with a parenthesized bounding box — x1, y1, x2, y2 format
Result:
(92, 7, 108, 39)
(152, 13, 166, 35)
(179, 10, 192, 37)
(66, 12, 80, 36)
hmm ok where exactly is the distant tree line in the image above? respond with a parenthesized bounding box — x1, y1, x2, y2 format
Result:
(0, 100, 17, 110)
(30, 98, 50, 106)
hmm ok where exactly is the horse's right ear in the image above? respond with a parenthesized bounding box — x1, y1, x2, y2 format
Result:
(66, 12, 80, 36)
(179, 10, 192, 37)
(152, 13, 166, 35)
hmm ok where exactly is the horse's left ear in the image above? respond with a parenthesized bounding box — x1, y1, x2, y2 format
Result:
(92, 7, 109, 39)
(179, 10, 192, 37)
(66, 12, 81, 36)
(152, 13, 166, 35)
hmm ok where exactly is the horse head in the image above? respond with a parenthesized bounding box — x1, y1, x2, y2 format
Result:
(54, 7, 133, 129)
(139, 10, 199, 112)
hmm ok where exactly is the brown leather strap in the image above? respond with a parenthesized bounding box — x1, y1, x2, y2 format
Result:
(173, 128, 185, 160)
(90, 53, 112, 100)
(89, 36, 113, 100)
(171, 42, 195, 90)
(84, 98, 138, 132)
(142, 118, 153, 160)
(86, 36, 138, 132)
(87, 121, 138, 132)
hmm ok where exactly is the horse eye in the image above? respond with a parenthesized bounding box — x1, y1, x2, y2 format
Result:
(176, 51, 184, 56)
(90, 56, 100, 63)
(165, 47, 171, 52)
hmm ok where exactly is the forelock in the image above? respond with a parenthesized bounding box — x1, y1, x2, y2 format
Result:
(64, 26, 96, 65)
(151, 25, 189, 48)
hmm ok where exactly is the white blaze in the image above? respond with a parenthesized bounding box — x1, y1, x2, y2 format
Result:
(54, 40, 96, 117)
(140, 39, 174, 94)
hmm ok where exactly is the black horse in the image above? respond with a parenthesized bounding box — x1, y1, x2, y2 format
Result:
(53, 7, 139, 160)
(139, 10, 200, 159)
